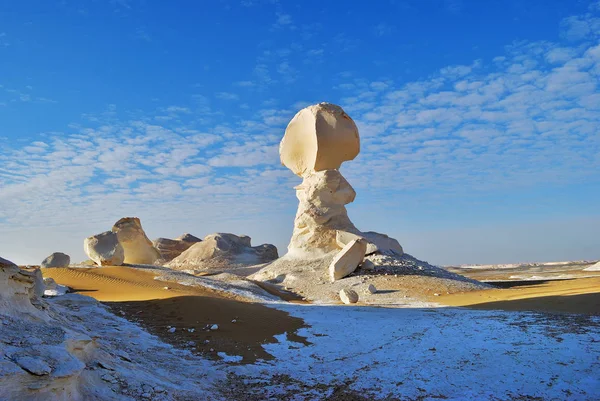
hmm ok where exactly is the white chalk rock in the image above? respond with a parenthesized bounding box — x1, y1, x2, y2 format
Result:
(0, 257, 47, 318)
(112, 217, 160, 265)
(337, 230, 403, 256)
(365, 284, 377, 294)
(288, 170, 360, 256)
(84, 231, 125, 266)
(584, 261, 600, 271)
(167, 233, 278, 270)
(329, 238, 367, 282)
(40, 252, 70, 268)
(280, 103, 360, 177)
(339, 288, 359, 304)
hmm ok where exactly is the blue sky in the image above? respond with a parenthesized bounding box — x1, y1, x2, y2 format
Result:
(1, 0, 599, 265)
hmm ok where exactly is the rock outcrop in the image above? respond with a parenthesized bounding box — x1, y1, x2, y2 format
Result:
(250, 102, 487, 304)
(0, 257, 46, 318)
(1, 255, 216, 400)
(41, 252, 70, 268)
(167, 233, 278, 271)
(279, 103, 403, 258)
(112, 217, 160, 265)
(83, 231, 125, 266)
(153, 234, 202, 265)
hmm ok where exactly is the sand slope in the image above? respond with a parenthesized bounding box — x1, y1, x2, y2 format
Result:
(42, 266, 197, 301)
(435, 277, 600, 315)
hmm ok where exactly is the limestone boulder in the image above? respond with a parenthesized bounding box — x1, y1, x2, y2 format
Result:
(280, 103, 360, 177)
(112, 217, 160, 265)
(167, 233, 278, 271)
(329, 238, 367, 282)
(84, 231, 125, 266)
(337, 230, 403, 256)
(583, 261, 600, 271)
(40, 252, 70, 268)
(339, 288, 359, 304)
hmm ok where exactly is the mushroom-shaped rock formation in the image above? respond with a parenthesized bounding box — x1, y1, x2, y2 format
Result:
(112, 217, 160, 265)
(84, 231, 125, 266)
(280, 103, 403, 258)
(40, 252, 71, 268)
(280, 102, 360, 177)
(167, 233, 278, 271)
(250, 103, 489, 304)
(153, 234, 202, 265)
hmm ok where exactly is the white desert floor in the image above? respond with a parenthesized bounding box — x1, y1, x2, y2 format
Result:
(7, 264, 598, 400)
(31, 285, 600, 400)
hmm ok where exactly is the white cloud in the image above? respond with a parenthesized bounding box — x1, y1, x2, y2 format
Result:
(216, 92, 239, 101)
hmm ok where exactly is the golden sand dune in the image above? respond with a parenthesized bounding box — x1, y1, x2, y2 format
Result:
(41, 266, 198, 301)
(435, 277, 600, 315)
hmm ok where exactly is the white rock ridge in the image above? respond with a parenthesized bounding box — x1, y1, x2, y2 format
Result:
(112, 217, 160, 265)
(41, 252, 71, 268)
(167, 233, 278, 271)
(83, 231, 125, 266)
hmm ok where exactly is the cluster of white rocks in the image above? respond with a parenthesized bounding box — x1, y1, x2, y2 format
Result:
(81, 218, 278, 271)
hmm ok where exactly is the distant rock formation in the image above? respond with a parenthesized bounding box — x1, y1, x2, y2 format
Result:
(176, 233, 202, 242)
(41, 252, 70, 268)
(83, 231, 125, 266)
(167, 233, 278, 271)
(153, 234, 202, 264)
(584, 261, 600, 271)
(112, 217, 160, 265)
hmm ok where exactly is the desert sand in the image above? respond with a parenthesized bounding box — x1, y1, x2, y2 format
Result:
(42, 266, 307, 363)
(435, 277, 600, 315)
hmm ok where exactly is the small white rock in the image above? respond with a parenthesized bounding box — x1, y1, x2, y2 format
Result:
(167, 327, 176, 333)
(434, 293, 440, 296)
(231, 319, 237, 323)
(339, 288, 359, 304)
(163, 286, 170, 290)
(365, 284, 377, 294)
(210, 324, 219, 331)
